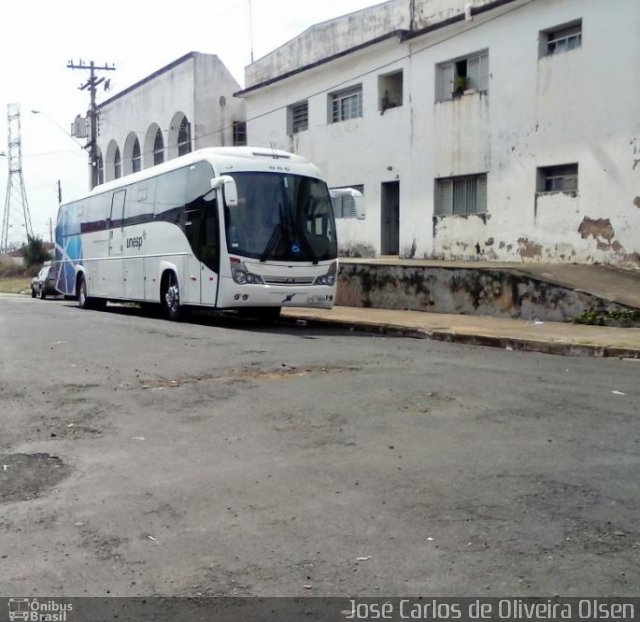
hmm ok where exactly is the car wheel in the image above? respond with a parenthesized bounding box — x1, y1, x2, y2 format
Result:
(31, 286, 36, 298)
(39, 285, 46, 300)
(161, 272, 182, 322)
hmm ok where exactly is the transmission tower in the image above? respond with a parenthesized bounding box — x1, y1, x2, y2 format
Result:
(1, 103, 33, 254)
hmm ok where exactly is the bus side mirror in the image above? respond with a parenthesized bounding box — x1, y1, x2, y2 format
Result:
(211, 176, 239, 208)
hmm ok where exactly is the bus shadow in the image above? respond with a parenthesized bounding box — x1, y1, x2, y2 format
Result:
(65, 302, 394, 340)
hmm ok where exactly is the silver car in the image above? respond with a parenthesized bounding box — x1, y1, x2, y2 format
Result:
(31, 263, 58, 299)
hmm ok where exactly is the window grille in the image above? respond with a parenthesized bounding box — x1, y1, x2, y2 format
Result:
(233, 121, 247, 146)
(538, 164, 578, 193)
(330, 86, 363, 123)
(289, 102, 309, 134)
(544, 21, 582, 56)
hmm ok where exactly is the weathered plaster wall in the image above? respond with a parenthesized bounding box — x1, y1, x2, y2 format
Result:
(337, 262, 638, 322)
(241, 0, 640, 266)
(246, 0, 408, 87)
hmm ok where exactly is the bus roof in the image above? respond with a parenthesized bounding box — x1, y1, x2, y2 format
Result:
(67, 146, 324, 205)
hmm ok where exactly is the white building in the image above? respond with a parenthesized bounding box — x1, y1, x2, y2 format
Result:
(237, 0, 640, 266)
(95, 52, 246, 184)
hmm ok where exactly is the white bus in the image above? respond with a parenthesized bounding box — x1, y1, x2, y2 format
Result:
(54, 147, 340, 321)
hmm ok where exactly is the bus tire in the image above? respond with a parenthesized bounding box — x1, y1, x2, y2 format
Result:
(77, 274, 89, 309)
(161, 271, 182, 322)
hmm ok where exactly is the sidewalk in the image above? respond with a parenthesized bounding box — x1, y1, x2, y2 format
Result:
(282, 306, 640, 358)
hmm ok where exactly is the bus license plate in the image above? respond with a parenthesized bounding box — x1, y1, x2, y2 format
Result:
(307, 295, 330, 304)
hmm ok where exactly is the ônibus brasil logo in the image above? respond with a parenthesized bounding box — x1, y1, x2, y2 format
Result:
(8, 598, 73, 621)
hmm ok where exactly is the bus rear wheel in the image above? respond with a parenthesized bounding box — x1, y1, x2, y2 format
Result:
(162, 272, 182, 322)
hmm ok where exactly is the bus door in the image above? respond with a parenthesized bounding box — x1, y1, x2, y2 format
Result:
(182, 163, 219, 306)
(106, 189, 126, 298)
(184, 198, 219, 306)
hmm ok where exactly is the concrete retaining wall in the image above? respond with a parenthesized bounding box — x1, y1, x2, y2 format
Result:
(336, 262, 634, 322)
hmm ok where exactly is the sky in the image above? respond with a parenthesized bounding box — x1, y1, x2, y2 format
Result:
(0, 0, 381, 248)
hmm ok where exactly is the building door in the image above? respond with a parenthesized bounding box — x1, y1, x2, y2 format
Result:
(381, 181, 400, 255)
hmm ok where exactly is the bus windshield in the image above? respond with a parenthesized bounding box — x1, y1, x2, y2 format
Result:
(224, 172, 337, 263)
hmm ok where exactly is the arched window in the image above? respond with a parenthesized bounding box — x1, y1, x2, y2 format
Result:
(153, 129, 164, 165)
(97, 152, 104, 185)
(114, 147, 121, 179)
(132, 138, 141, 173)
(178, 117, 191, 156)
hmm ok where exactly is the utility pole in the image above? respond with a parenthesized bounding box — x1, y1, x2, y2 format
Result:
(67, 59, 116, 189)
(1, 103, 33, 254)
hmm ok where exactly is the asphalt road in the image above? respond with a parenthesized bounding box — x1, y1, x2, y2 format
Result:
(1, 294, 639, 597)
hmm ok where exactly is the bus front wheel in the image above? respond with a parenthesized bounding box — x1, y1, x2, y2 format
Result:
(77, 275, 105, 310)
(77, 275, 89, 309)
(162, 272, 182, 322)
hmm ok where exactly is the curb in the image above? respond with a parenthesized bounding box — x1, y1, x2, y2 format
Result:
(282, 315, 640, 359)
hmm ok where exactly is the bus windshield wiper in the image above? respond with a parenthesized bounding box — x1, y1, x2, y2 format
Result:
(260, 223, 282, 262)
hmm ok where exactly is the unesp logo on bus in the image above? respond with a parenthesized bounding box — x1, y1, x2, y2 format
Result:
(8, 598, 73, 621)
(126, 230, 147, 251)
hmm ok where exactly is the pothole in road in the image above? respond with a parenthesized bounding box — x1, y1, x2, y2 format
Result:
(140, 365, 360, 389)
(0, 453, 72, 504)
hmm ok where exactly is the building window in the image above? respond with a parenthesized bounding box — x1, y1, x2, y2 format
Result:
(132, 138, 141, 173)
(537, 164, 578, 193)
(114, 147, 121, 180)
(540, 20, 582, 57)
(435, 174, 487, 216)
(331, 185, 364, 219)
(436, 50, 489, 101)
(178, 117, 191, 156)
(329, 85, 362, 123)
(233, 121, 247, 146)
(379, 71, 403, 113)
(288, 101, 309, 134)
(153, 129, 164, 165)
(96, 153, 104, 185)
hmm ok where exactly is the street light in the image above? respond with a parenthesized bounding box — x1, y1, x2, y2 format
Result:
(30, 110, 86, 150)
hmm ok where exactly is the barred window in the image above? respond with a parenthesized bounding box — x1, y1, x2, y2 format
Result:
(233, 121, 247, 146)
(540, 20, 582, 57)
(131, 138, 141, 173)
(435, 174, 487, 216)
(288, 101, 309, 134)
(153, 129, 164, 165)
(177, 117, 191, 156)
(537, 164, 578, 193)
(329, 85, 362, 123)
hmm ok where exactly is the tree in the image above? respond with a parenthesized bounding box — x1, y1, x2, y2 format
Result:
(21, 235, 51, 268)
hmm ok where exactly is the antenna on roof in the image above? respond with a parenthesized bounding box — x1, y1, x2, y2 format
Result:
(248, 0, 255, 63)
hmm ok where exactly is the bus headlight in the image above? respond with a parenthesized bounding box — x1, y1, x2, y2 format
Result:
(314, 261, 337, 286)
(230, 258, 264, 285)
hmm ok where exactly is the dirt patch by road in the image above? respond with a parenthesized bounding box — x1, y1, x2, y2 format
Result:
(0, 453, 72, 504)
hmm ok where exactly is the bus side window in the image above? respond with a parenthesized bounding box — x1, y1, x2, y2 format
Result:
(154, 168, 188, 225)
(186, 161, 218, 272)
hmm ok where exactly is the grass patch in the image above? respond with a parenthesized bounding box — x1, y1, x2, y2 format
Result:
(573, 307, 640, 327)
(0, 276, 31, 294)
